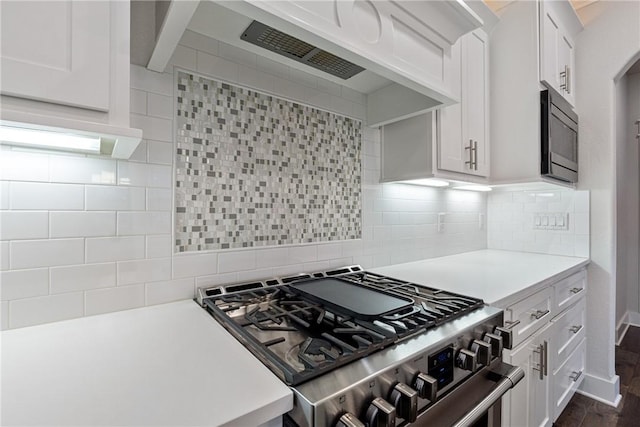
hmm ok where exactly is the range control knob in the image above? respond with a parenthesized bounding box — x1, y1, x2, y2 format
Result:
(456, 348, 477, 372)
(389, 383, 418, 423)
(413, 372, 438, 402)
(483, 332, 504, 358)
(470, 339, 492, 366)
(365, 397, 396, 427)
(335, 412, 365, 427)
(494, 325, 513, 350)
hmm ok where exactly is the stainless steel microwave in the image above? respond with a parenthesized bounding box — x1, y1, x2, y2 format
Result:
(541, 84, 578, 183)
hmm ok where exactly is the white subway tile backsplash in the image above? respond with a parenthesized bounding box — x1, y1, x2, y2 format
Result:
(575, 191, 589, 213)
(130, 114, 173, 142)
(10, 292, 84, 329)
(117, 212, 170, 236)
(117, 258, 171, 286)
(256, 55, 289, 79)
(86, 185, 145, 211)
(50, 263, 116, 294)
(1, 301, 8, 329)
(130, 88, 147, 115)
(10, 239, 84, 269)
(146, 188, 172, 211)
(10, 182, 84, 210)
(289, 69, 317, 89)
(197, 51, 238, 83)
(0, 211, 48, 240)
(147, 141, 173, 165)
(117, 162, 171, 188)
(341, 86, 366, 105)
(0, 268, 49, 300)
(130, 65, 173, 96)
(218, 250, 256, 274)
(170, 44, 197, 70)
(145, 277, 195, 306)
(573, 213, 589, 235)
(316, 243, 343, 261)
(317, 79, 342, 97)
(147, 92, 174, 119)
(85, 284, 145, 316)
(0, 150, 49, 182)
(49, 155, 117, 185)
(50, 212, 116, 238)
(0, 241, 8, 271)
(180, 30, 219, 57)
(146, 235, 172, 259)
(1, 182, 8, 209)
(127, 140, 148, 163)
(287, 245, 317, 264)
(195, 272, 238, 288)
(256, 247, 290, 269)
(173, 253, 218, 279)
(86, 236, 145, 263)
(219, 41, 257, 69)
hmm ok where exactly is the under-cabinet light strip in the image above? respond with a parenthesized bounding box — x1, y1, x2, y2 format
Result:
(0, 126, 101, 154)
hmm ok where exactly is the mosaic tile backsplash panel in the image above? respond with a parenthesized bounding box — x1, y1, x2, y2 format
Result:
(175, 72, 362, 252)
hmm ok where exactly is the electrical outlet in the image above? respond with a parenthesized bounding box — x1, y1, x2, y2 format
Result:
(533, 213, 570, 230)
(438, 213, 446, 233)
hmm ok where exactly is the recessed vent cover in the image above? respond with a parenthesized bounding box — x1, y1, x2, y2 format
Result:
(241, 21, 365, 80)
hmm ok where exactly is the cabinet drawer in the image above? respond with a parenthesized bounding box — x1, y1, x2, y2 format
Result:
(553, 270, 586, 315)
(550, 298, 586, 371)
(552, 339, 585, 421)
(505, 287, 553, 349)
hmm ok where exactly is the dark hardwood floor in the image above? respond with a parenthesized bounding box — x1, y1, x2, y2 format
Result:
(554, 326, 640, 426)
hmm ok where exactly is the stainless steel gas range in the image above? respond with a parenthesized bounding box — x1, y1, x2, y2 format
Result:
(197, 266, 524, 427)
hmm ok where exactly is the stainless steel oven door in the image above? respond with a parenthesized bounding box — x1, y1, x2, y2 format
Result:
(409, 359, 524, 427)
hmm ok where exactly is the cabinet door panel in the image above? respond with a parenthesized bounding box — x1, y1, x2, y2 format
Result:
(0, 0, 110, 111)
(462, 30, 488, 176)
(540, 5, 561, 93)
(503, 324, 552, 427)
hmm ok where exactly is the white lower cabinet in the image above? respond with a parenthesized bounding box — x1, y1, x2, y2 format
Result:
(503, 323, 552, 427)
(501, 268, 587, 427)
(552, 339, 585, 420)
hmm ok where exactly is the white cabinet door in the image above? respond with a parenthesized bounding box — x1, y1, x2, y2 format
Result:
(0, 0, 110, 111)
(539, 1, 576, 106)
(462, 30, 489, 176)
(438, 30, 489, 177)
(503, 323, 552, 427)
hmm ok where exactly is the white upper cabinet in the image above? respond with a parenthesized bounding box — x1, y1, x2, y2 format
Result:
(0, 0, 141, 158)
(1, 1, 110, 111)
(539, 0, 580, 106)
(438, 29, 490, 177)
(488, 0, 582, 185)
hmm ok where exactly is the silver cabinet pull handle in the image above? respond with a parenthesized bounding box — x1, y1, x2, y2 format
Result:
(569, 325, 583, 334)
(570, 370, 582, 382)
(636, 119, 639, 140)
(570, 287, 584, 294)
(504, 320, 521, 329)
(543, 340, 548, 377)
(566, 66, 571, 94)
(533, 343, 544, 380)
(465, 139, 473, 169)
(473, 140, 478, 170)
(531, 309, 550, 320)
(560, 65, 568, 92)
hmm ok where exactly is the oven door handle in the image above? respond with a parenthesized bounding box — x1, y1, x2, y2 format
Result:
(450, 364, 525, 427)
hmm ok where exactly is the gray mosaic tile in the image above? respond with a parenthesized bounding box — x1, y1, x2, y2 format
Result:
(175, 71, 362, 252)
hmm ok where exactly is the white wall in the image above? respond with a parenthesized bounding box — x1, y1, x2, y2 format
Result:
(0, 31, 487, 330)
(617, 70, 640, 335)
(575, 0, 640, 405)
(488, 189, 589, 257)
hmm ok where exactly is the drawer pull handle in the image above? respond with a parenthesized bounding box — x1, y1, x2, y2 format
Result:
(531, 309, 550, 320)
(504, 320, 521, 329)
(569, 325, 583, 334)
(532, 341, 548, 380)
(570, 287, 584, 294)
(570, 370, 583, 382)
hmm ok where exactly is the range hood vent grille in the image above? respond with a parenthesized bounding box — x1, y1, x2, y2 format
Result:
(241, 21, 365, 80)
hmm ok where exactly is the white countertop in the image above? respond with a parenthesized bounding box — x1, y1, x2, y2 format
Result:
(0, 300, 292, 427)
(372, 250, 589, 308)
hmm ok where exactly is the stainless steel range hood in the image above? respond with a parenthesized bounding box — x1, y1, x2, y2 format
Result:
(147, 0, 486, 127)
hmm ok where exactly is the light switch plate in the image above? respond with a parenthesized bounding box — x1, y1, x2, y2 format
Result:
(533, 212, 569, 230)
